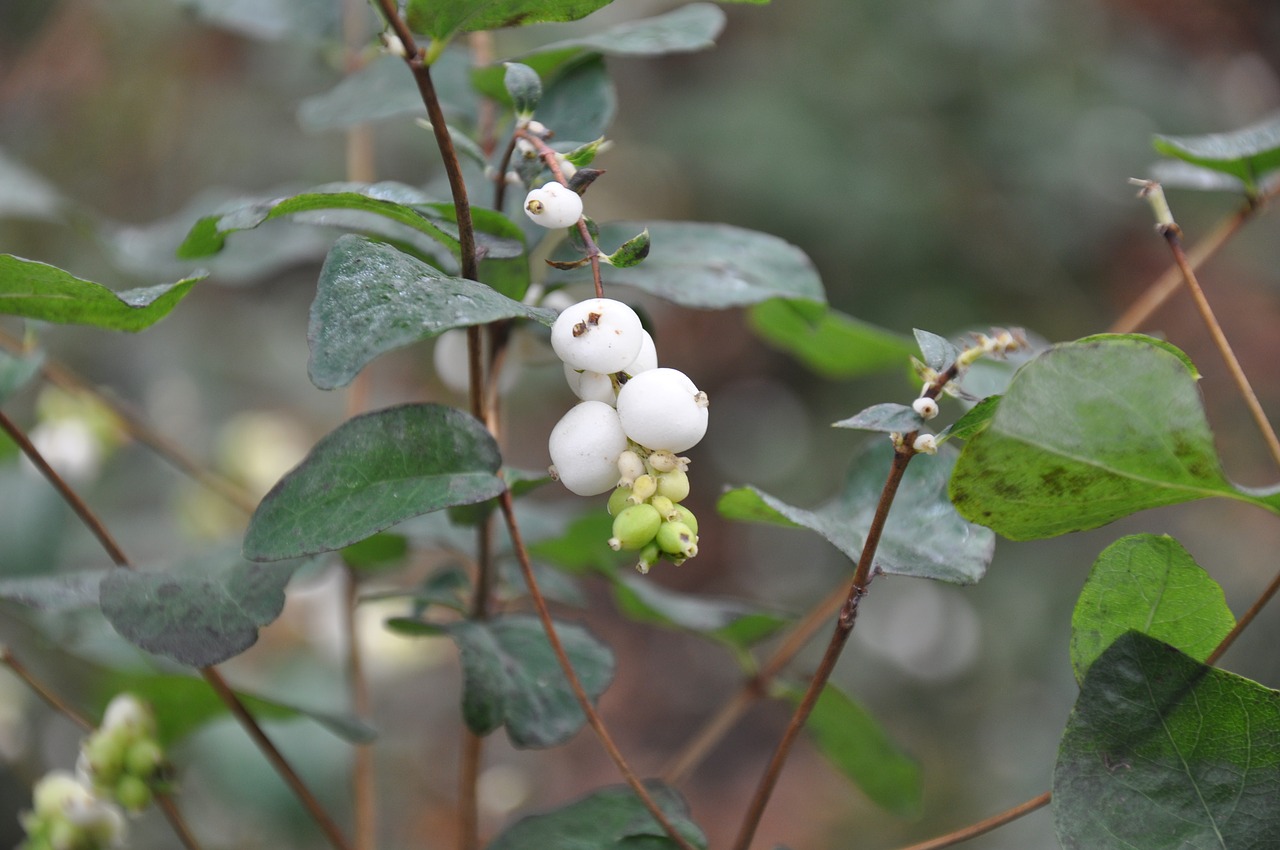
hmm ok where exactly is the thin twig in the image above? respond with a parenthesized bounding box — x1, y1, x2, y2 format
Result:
(200, 668, 354, 850)
(458, 731, 484, 850)
(895, 792, 1052, 850)
(1140, 194, 1280, 469)
(0, 410, 129, 566)
(1206, 565, 1280, 666)
(731, 446, 915, 850)
(0, 328, 256, 514)
(344, 568, 377, 850)
(497, 490, 698, 850)
(0, 646, 92, 730)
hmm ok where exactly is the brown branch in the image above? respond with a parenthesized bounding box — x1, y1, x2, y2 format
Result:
(497, 489, 698, 850)
(0, 410, 129, 567)
(343, 568, 377, 850)
(730, 444, 915, 850)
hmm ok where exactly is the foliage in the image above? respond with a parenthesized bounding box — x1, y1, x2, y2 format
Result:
(1, 2, 1279, 850)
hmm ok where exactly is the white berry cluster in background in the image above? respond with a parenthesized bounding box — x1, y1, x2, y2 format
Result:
(19, 693, 169, 850)
(546, 297, 709, 574)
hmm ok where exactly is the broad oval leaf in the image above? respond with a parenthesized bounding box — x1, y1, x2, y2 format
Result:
(445, 614, 614, 748)
(0, 255, 201, 332)
(529, 3, 726, 57)
(99, 556, 302, 668)
(487, 782, 706, 850)
(308, 235, 553, 389)
(786, 683, 922, 818)
(1054, 632, 1280, 849)
(549, 221, 825, 308)
(173, 0, 339, 41)
(719, 439, 994, 584)
(832, 403, 922, 434)
(610, 573, 789, 649)
(1154, 114, 1280, 194)
(748, 299, 913, 379)
(298, 50, 477, 132)
(0, 569, 103, 612)
(1070, 534, 1234, 683)
(243, 403, 505, 561)
(535, 54, 616, 147)
(408, 0, 614, 42)
(949, 336, 1280, 540)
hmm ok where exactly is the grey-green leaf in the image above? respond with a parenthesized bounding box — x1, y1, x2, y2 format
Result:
(914, 328, 958, 372)
(0, 570, 103, 612)
(550, 222, 825, 308)
(298, 51, 477, 131)
(445, 614, 614, 748)
(487, 782, 706, 850)
(747, 299, 913, 379)
(1070, 534, 1234, 683)
(1054, 632, 1280, 849)
(99, 557, 303, 668)
(1153, 114, 1280, 194)
(949, 336, 1280, 541)
(408, 0, 614, 43)
(832, 403, 922, 434)
(504, 62, 542, 116)
(719, 439, 994, 584)
(0, 255, 201, 332)
(529, 3, 726, 57)
(787, 683, 922, 818)
(308, 235, 553, 389)
(610, 573, 788, 649)
(243, 404, 505, 562)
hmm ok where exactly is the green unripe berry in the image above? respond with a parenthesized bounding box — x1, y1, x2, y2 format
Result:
(636, 541, 661, 575)
(609, 504, 662, 551)
(656, 520, 698, 559)
(627, 473, 657, 504)
(648, 495, 677, 520)
(47, 819, 80, 850)
(124, 739, 164, 781)
(82, 734, 126, 784)
(672, 504, 698, 535)
(654, 470, 690, 502)
(606, 486, 632, 516)
(114, 775, 151, 813)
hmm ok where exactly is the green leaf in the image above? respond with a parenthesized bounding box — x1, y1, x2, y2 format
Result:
(172, 0, 339, 41)
(528, 511, 627, 575)
(0, 347, 44, 404)
(243, 404, 505, 561)
(444, 614, 614, 748)
(937, 396, 999, 443)
(832, 403, 922, 434)
(298, 51, 477, 131)
(487, 782, 706, 850)
(0, 255, 201, 332)
(550, 222, 825, 308)
(99, 555, 304, 668)
(949, 336, 1280, 541)
(408, 0, 614, 42)
(604, 229, 651, 268)
(609, 574, 788, 649)
(785, 683, 922, 818)
(529, 3, 726, 56)
(0, 570, 103, 612)
(504, 62, 543, 116)
(1070, 534, 1234, 683)
(307, 235, 552, 389)
(340, 533, 410, 573)
(1153, 114, 1280, 194)
(748, 300, 913, 379)
(535, 54, 616, 146)
(176, 182, 471, 263)
(98, 672, 375, 747)
(719, 439, 994, 584)
(914, 328, 959, 372)
(1053, 632, 1280, 849)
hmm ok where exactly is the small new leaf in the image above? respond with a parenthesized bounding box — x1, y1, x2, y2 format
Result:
(603, 228, 650, 269)
(832, 403, 922, 434)
(1153, 114, 1280, 195)
(503, 62, 542, 118)
(566, 167, 605, 195)
(563, 137, 607, 168)
(914, 328, 958, 372)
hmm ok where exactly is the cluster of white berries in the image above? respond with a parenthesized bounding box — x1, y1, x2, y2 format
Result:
(20, 694, 167, 850)
(546, 298, 709, 573)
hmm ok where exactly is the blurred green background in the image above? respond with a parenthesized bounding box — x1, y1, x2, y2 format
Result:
(2, 0, 1280, 848)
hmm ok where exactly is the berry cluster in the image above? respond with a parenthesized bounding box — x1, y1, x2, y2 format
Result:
(19, 694, 168, 850)
(546, 298, 709, 573)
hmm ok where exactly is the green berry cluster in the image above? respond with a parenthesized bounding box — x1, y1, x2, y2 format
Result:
(606, 448, 700, 574)
(19, 694, 169, 850)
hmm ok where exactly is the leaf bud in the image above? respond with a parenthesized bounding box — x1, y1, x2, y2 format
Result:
(627, 473, 657, 504)
(912, 433, 938, 455)
(912, 397, 939, 420)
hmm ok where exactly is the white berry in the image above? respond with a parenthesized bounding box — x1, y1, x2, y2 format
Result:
(615, 367, 709, 453)
(434, 328, 521, 396)
(524, 182, 583, 228)
(563, 330, 657, 404)
(551, 298, 645, 374)
(912, 397, 939, 420)
(547, 401, 629, 496)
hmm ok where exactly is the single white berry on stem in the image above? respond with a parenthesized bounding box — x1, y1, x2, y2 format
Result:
(524, 182, 583, 228)
(551, 298, 645, 374)
(912, 396, 939, 420)
(547, 401, 629, 496)
(616, 367, 709, 453)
